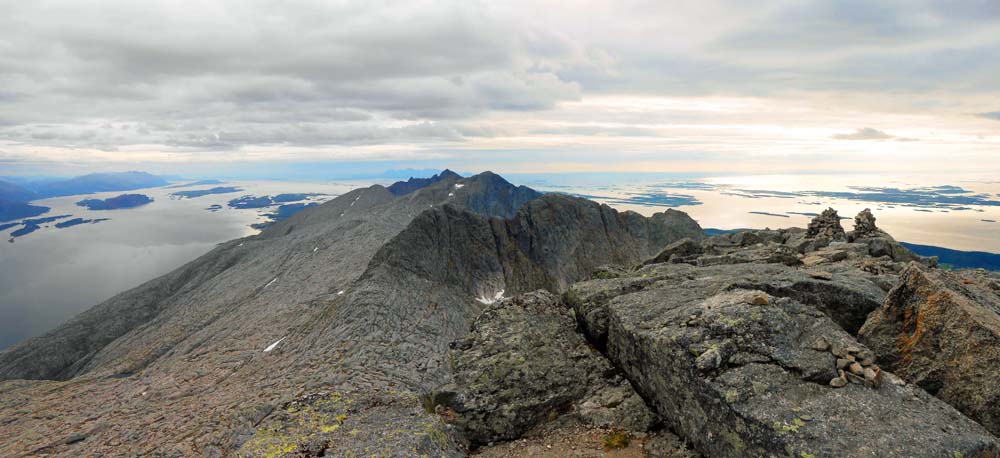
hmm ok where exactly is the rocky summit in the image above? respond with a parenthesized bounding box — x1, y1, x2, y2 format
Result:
(2, 172, 999, 458)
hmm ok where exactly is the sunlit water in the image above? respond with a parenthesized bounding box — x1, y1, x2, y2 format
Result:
(2, 173, 998, 349)
(0, 180, 370, 349)
(515, 172, 1000, 253)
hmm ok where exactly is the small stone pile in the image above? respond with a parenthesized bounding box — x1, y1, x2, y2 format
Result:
(853, 208, 879, 238)
(811, 336, 883, 388)
(806, 208, 846, 240)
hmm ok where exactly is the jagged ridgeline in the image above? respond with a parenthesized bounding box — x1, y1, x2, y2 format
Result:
(0, 171, 704, 456)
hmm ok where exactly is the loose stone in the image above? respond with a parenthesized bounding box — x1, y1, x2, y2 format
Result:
(695, 347, 723, 372)
(812, 336, 830, 352)
(808, 270, 833, 281)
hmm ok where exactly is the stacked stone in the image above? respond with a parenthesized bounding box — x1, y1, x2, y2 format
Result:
(852, 208, 880, 238)
(811, 336, 883, 388)
(806, 208, 846, 240)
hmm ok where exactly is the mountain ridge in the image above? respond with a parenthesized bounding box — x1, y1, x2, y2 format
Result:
(0, 171, 705, 457)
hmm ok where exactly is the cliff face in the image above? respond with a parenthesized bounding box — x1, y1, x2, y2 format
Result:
(0, 172, 703, 457)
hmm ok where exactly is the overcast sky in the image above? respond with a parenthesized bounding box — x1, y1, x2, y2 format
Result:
(1, 0, 999, 176)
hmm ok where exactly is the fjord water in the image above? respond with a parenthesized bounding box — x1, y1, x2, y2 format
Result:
(0, 180, 365, 349)
(1, 172, 998, 350)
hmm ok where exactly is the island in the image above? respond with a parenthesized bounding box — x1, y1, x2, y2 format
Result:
(227, 193, 321, 209)
(749, 211, 790, 218)
(171, 186, 242, 198)
(55, 217, 110, 229)
(228, 195, 274, 209)
(10, 224, 41, 237)
(76, 194, 153, 210)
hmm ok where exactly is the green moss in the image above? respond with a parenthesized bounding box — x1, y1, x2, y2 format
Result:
(721, 430, 746, 454)
(602, 429, 631, 450)
(239, 391, 352, 457)
(725, 389, 739, 403)
(772, 420, 800, 433)
(801, 453, 816, 458)
(424, 422, 450, 449)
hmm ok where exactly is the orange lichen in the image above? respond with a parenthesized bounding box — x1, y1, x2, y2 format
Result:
(895, 289, 946, 370)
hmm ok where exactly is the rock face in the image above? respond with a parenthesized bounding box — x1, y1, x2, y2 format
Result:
(806, 207, 846, 240)
(859, 264, 1000, 436)
(568, 262, 999, 458)
(442, 290, 654, 446)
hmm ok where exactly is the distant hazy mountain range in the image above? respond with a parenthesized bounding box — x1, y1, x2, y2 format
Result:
(1, 171, 167, 201)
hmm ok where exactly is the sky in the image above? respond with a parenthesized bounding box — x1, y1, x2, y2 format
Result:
(1, 0, 999, 177)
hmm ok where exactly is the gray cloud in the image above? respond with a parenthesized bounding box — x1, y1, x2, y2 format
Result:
(833, 127, 894, 140)
(976, 112, 1000, 121)
(0, 0, 997, 163)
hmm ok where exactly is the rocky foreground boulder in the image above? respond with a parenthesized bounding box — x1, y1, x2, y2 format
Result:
(441, 208, 1000, 457)
(565, 262, 997, 457)
(859, 264, 1000, 437)
(442, 290, 655, 446)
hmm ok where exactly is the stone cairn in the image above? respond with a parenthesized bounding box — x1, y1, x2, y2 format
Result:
(806, 208, 846, 240)
(812, 336, 883, 388)
(852, 208, 879, 238)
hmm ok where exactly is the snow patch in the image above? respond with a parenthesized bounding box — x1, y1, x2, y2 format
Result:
(313, 247, 318, 252)
(454, 183, 465, 189)
(337, 290, 345, 296)
(263, 337, 286, 352)
(264, 277, 278, 288)
(475, 289, 505, 305)
(448, 192, 454, 197)
(350, 195, 361, 207)
(238, 242, 244, 247)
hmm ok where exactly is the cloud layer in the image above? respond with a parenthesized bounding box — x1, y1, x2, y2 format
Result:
(1, 0, 999, 174)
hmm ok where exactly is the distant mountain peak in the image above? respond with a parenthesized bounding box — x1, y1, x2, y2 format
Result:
(387, 169, 463, 196)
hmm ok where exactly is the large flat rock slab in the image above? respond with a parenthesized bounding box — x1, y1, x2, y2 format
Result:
(573, 264, 999, 457)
